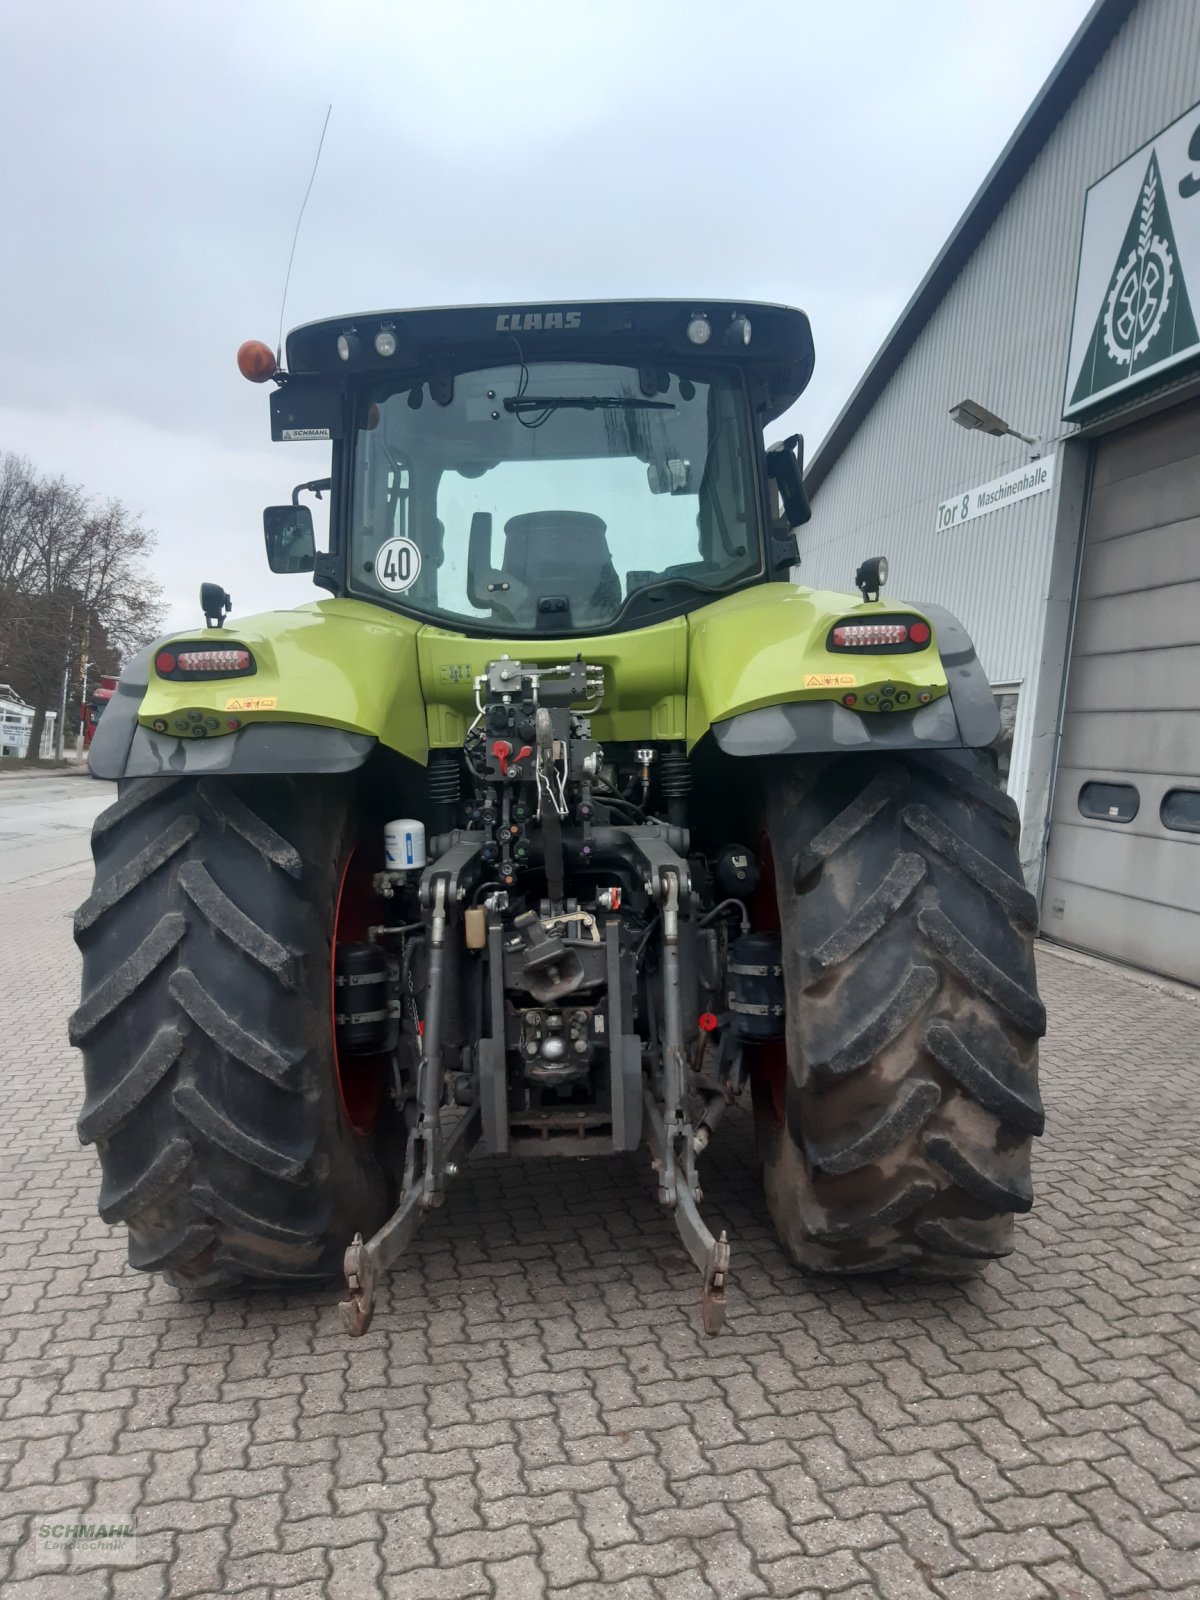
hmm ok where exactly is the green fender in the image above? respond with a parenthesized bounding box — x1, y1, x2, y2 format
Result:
(91, 601, 427, 779)
(689, 587, 998, 755)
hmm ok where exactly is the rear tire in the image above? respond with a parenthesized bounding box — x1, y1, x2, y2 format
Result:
(759, 750, 1045, 1276)
(70, 775, 391, 1288)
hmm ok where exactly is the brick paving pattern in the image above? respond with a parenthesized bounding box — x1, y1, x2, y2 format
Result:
(1, 856, 1198, 1598)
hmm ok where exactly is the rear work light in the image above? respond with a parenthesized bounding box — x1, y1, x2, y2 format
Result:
(154, 644, 255, 680)
(828, 616, 932, 653)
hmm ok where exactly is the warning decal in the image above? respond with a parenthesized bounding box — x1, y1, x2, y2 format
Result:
(803, 673, 857, 689)
(225, 696, 278, 711)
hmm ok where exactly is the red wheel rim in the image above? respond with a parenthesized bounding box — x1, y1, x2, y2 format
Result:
(748, 832, 787, 1130)
(331, 843, 387, 1135)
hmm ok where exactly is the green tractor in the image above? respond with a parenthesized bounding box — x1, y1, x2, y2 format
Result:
(73, 301, 1044, 1335)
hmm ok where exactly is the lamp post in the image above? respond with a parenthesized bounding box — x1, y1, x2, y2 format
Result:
(949, 399, 1040, 455)
(54, 600, 76, 762)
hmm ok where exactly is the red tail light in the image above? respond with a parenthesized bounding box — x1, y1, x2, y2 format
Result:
(154, 644, 255, 680)
(827, 616, 932, 653)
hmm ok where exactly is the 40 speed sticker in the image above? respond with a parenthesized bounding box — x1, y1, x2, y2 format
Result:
(375, 536, 422, 593)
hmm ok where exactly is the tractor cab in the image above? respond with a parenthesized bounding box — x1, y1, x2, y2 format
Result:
(246, 301, 815, 636)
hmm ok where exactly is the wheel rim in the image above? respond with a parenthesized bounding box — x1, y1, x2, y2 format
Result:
(748, 831, 787, 1130)
(331, 843, 387, 1136)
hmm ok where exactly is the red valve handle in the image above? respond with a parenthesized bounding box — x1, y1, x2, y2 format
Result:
(490, 738, 512, 776)
(492, 739, 534, 778)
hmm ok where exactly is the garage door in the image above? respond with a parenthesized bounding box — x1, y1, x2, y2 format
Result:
(1041, 397, 1200, 985)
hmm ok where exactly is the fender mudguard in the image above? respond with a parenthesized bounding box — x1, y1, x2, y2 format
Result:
(91, 600, 433, 780)
(703, 599, 1000, 757)
(88, 643, 376, 780)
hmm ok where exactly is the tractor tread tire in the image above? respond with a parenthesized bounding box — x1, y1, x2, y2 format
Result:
(761, 749, 1045, 1277)
(72, 775, 389, 1288)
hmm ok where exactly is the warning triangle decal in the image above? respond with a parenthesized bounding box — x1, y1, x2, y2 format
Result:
(1070, 151, 1198, 407)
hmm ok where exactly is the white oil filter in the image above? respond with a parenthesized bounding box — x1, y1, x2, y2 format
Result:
(384, 818, 426, 870)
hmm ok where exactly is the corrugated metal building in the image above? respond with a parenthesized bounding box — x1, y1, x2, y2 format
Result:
(802, 0, 1200, 985)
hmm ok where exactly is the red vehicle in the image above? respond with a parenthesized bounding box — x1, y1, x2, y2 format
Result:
(82, 675, 118, 750)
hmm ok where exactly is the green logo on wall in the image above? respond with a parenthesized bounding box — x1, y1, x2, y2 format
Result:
(1070, 151, 1198, 407)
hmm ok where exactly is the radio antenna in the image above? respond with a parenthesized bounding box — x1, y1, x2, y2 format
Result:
(276, 104, 332, 365)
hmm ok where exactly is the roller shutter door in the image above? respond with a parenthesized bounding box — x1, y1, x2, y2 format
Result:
(1041, 397, 1200, 984)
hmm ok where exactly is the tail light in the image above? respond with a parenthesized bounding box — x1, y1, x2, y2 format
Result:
(828, 616, 932, 653)
(154, 644, 255, 680)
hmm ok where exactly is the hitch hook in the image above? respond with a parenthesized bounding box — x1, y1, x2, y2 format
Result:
(701, 1230, 730, 1336)
(339, 1233, 377, 1337)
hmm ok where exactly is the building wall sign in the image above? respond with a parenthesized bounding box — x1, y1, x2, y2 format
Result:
(935, 454, 1056, 533)
(1065, 97, 1200, 418)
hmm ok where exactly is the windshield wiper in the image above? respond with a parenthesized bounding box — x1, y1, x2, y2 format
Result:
(503, 395, 676, 413)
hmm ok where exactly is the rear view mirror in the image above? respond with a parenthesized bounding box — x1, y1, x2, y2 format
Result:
(263, 504, 316, 574)
(767, 434, 812, 529)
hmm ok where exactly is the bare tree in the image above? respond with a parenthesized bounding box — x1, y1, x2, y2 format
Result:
(0, 454, 40, 629)
(75, 498, 165, 660)
(0, 453, 165, 759)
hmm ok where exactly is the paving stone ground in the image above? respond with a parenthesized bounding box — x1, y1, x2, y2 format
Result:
(1, 841, 1198, 1599)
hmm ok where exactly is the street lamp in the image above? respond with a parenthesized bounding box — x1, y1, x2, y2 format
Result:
(949, 398, 1040, 454)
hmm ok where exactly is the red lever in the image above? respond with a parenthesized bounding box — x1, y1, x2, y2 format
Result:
(490, 738, 512, 775)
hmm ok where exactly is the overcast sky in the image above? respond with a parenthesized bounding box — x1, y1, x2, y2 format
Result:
(1, 0, 1092, 637)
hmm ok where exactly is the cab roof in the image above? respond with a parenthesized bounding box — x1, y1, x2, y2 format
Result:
(284, 299, 814, 424)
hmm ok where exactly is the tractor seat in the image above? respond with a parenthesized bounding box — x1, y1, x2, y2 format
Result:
(501, 512, 622, 618)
